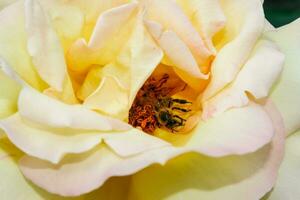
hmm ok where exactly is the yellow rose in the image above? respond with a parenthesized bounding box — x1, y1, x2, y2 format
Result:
(0, 0, 299, 199)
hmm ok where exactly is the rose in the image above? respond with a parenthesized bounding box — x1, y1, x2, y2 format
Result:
(0, 0, 299, 199)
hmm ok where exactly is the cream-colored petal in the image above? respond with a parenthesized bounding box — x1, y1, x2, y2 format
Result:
(0, 114, 105, 164)
(83, 76, 128, 119)
(129, 101, 285, 200)
(202, 40, 284, 119)
(18, 102, 283, 197)
(202, 0, 265, 101)
(186, 102, 275, 156)
(18, 87, 130, 131)
(264, 130, 300, 200)
(0, 1, 47, 90)
(265, 18, 300, 135)
(83, 10, 163, 117)
(0, 68, 21, 119)
(175, 0, 226, 54)
(67, 2, 138, 74)
(146, 22, 209, 81)
(25, 0, 67, 91)
(0, 137, 130, 200)
(143, 0, 211, 66)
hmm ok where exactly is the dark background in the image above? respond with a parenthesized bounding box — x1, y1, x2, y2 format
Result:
(264, 0, 300, 27)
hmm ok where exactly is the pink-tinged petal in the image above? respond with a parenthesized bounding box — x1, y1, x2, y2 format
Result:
(265, 19, 300, 135)
(18, 102, 282, 197)
(0, 137, 130, 200)
(0, 1, 47, 90)
(202, 0, 265, 101)
(18, 87, 130, 131)
(25, 0, 67, 91)
(143, 0, 212, 66)
(175, 0, 226, 54)
(202, 40, 284, 119)
(129, 100, 285, 200)
(265, 130, 300, 199)
(186, 102, 275, 156)
(0, 113, 105, 164)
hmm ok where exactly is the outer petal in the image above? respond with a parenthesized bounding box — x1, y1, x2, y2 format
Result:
(0, 69, 21, 118)
(0, 1, 47, 90)
(265, 18, 300, 135)
(18, 87, 130, 131)
(202, 39, 284, 119)
(265, 130, 300, 200)
(18, 102, 282, 197)
(186, 102, 275, 156)
(129, 101, 285, 200)
(0, 137, 130, 200)
(202, 0, 265, 101)
(25, 0, 67, 91)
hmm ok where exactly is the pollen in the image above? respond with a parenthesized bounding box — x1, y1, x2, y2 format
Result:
(128, 74, 192, 134)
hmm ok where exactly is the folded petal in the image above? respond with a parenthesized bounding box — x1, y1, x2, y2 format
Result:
(129, 101, 285, 200)
(175, 0, 226, 54)
(0, 137, 130, 200)
(264, 130, 300, 200)
(186, 102, 275, 156)
(143, 0, 211, 66)
(25, 0, 67, 91)
(18, 87, 130, 131)
(202, 40, 284, 119)
(0, 1, 47, 90)
(265, 19, 300, 135)
(0, 113, 105, 164)
(0, 69, 20, 118)
(203, 0, 265, 101)
(67, 2, 138, 73)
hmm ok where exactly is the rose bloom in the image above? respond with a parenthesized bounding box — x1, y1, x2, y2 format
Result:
(0, 0, 300, 199)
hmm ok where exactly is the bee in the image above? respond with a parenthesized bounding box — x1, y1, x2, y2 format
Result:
(155, 97, 192, 132)
(129, 73, 192, 134)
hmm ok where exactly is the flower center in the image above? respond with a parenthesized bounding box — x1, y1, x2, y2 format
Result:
(128, 73, 193, 134)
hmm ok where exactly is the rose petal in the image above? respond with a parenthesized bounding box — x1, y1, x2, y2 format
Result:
(0, 0, 16, 10)
(202, 0, 265, 101)
(175, 0, 226, 54)
(0, 113, 105, 164)
(83, 10, 163, 115)
(0, 137, 130, 200)
(0, 68, 20, 118)
(67, 3, 138, 73)
(19, 101, 284, 197)
(0, 1, 46, 90)
(143, 0, 211, 65)
(145, 23, 209, 81)
(202, 39, 284, 119)
(24, 0, 67, 91)
(186, 102, 275, 156)
(265, 18, 300, 135)
(18, 87, 130, 131)
(129, 100, 285, 200)
(264, 130, 300, 199)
